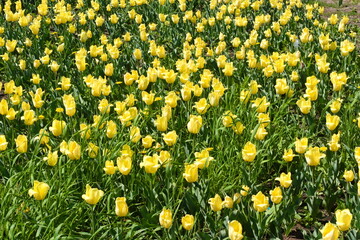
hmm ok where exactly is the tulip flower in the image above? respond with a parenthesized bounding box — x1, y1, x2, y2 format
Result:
(162, 131, 178, 146)
(270, 187, 283, 204)
(16, 135, 28, 153)
(296, 97, 311, 114)
(115, 197, 128, 217)
(183, 164, 198, 183)
(106, 120, 117, 138)
(276, 172, 292, 188)
(328, 133, 341, 152)
(28, 180, 50, 200)
(295, 138, 308, 154)
(305, 147, 325, 166)
(335, 209, 352, 231)
(154, 115, 168, 132)
(242, 142, 257, 162)
(194, 149, 214, 169)
(140, 155, 160, 174)
(187, 115, 203, 134)
(208, 194, 222, 212)
(0, 135, 8, 151)
(159, 209, 172, 228)
(181, 214, 195, 230)
(326, 114, 340, 131)
(43, 151, 58, 166)
(320, 222, 340, 240)
(274, 78, 289, 95)
(21, 110, 37, 125)
(49, 120, 66, 137)
(222, 196, 234, 209)
(82, 184, 104, 205)
(63, 94, 76, 117)
(228, 220, 244, 240)
(283, 149, 296, 162)
(252, 96, 270, 113)
(103, 160, 117, 175)
(129, 126, 141, 143)
(142, 135, 154, 148)
(67, 141, 81, 160)
(165, 91, 179, 108)
(117, 155, 132, 175)
(251, 191, 269, 212)
(343, 170, 354, 182)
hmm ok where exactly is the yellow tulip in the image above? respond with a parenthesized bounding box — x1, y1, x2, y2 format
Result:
(115, 197, 128, 217)
(106, 120, 117, 138)
(208, 194, 222, 212)
(129, 126, 141, 143)
(270, 187, 283, 204)
(296, 97, 311, 114)
(240, 185, 250, 196)
(142, 135, 154, 148)
(252, 96, 270, 113)
(276, 172, 292, 188)
(254, 125, 268, 140)
(104, 63, 114, 76)
(355, 147, 360, 165)
(187, 115, 203, 134)
(194, 149, 214, 169)
(343, 170, 354, 182)
(165, 91, 179, 108)
(242, 142, 257, 162)
(222, 196, 234, 209)
(330, 99, 342, 113)
(159, 209, 172, 228)
(283, 149, 296, 162)
(194, 98, 210, 114)
(335, 209, 352, 231)
(181, 214, 195, 230)
(228, 220, 243, 240)
(142, 91, 155, 105)
(28, 181, 50, 200)
(326, 114, 340, 131)
(117, 155, 132, 175)
(162, 130, 178, 146)
(62, 94, 76, 117)
(274, 78, 289, 95)
(21, 110, 37, 125)
(320, 222, 340, 240)
(16, 135, 28, 153)
(328, 133, 341, 152)
(183, 164, 198, 183)
(305, 147, 326, 166)
(295, 137, 308, 154)
(67, 141, 81, 160)
(103, 160, 117, 175)
(82, 184, 104, 205)
(49, 120, 66, 136)
(154, 115, 168, 132)
(140, 155, 160, 174)
(0, 135, 8, 151)
(43, 151, 58, 166)
(251, 191, 269, 212)
(0, 99, 9, 115)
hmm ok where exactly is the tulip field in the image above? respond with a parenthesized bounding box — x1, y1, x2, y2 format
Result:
(0, 0, 359, 239)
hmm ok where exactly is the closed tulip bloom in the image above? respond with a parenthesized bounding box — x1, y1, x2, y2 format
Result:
(326, 114, 340, 131)
(343, 170, 354, 182)
(183, 164, 198, 183)
(208, 194, 222, 212)
(142, 91, 155, 105)
(159, 209, 172, 228)
(330, 99, 342, 113)
(67, 141, 81, 160)
(252, 191, 269, 212)
(162, 131, 178, 146)
(0, 135, 8, 151)
(228, 220, 243, 240)
(295, 138, 308, 154)
(16, 135, 28, 153)
(117, 155, 132, 175)
(283, 149, 296, 162)
(320, 222, 340, 240)
(222, 62, 236, 76)
(154, 115, 168, 132)
(276, 172, 292, 188)
(305, 147, 326, 166)
(129, 126, 141, 143)
(115, 197, 128, 217)
(82, 184, 104, 205)
(242, 141, 257, 162)
(142, 135, 154, 148)
(274, 78, 289, 95)
(181, 214, 195, 230)
(0, 99, 9, 115)
(335, 209, 352, 231)
(165, 91, 179, 108)
(187, 115, 203, 134)
(103, 160, 117, 175)
(270, 187, 283, 204)
(296, 97, 311, 114)
(254, 125, 268, 140)
(28, 181, 50, 200)
(194, 149, 214, 169)
(140, 155, 160, 174)
(63, 94, 76, 117)
(49, 120, 66, 136)
(133, 48, 142, 60)
(43, 150, 58, 166)
(355, 147, 360, 165)
(105, 63, 114, 76)
(106, 120, 117, 138)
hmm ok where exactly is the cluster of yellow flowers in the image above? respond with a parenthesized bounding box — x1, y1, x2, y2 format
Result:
(0, 0, 358, 238)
